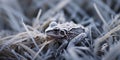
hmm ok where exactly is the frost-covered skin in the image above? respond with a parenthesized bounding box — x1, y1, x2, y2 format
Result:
(45, 21, 88, 56)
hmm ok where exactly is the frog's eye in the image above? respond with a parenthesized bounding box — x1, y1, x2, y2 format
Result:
(60, 30, 65, 35)
(50, 21, 57, 27)
(60, 29, 67, 35)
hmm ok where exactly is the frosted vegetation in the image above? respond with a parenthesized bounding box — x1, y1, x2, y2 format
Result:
(0, 0, 120, 60)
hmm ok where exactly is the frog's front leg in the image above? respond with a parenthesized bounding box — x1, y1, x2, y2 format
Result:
(67, 33, 87, 48)
(55, 40, 68, 56)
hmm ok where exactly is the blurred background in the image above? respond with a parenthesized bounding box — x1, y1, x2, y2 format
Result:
(0, 0, 119, 37)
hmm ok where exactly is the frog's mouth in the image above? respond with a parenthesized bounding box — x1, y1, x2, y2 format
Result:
(46, 30, 66, 38)
(46, 33, 65, 38)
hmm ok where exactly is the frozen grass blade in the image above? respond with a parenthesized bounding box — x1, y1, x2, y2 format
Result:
(32, 40, 52, 60)
(24, 52, 33, 60)
(67, 47, 80, 60)
(110, 14, 120, 26)
(11, 49, 19, 60)
(40, 0, 71, 21)
(19, 43, 41, 59)
(102, 41, 120, 60)
(93, 0, 115, 15)
(93, 3, 109, 31)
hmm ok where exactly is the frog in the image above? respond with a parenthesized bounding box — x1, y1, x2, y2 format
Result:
(45, 21, 88, 39)
(45, 21, 88, 56)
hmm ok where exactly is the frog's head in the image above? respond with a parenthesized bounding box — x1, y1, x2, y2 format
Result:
(45, 22, 67, 38)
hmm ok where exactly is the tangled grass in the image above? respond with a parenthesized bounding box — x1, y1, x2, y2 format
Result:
(0, 0, 120, 60)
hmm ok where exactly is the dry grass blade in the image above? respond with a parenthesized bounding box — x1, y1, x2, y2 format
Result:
(94, 24, 120, 54)
(22, 19, 39, 50)
(33, 9, 42, 28)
